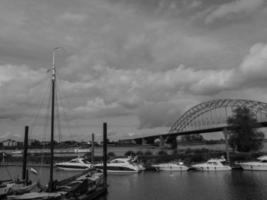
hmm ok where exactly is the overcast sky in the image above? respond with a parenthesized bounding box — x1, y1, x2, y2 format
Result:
(0, 0, 267, 142)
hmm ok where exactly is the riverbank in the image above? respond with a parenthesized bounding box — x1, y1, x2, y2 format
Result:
(1, 147, 265, 167)
(3, 141, 267, 157)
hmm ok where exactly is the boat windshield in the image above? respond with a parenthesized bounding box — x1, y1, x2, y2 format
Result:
(207, 162, 218, 165)
(221, 161, 228, 165)
(110, 159, 126, 164)
(82, 159, 91, 164)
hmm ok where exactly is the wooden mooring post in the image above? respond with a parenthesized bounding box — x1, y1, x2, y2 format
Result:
(91, 133, 95, 164)
(223, 128, 230, 163)
(103, 122, 107, 187)
(22, 126, 29, 182)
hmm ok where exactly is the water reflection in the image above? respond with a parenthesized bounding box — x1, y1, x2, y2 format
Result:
(225, 171, 267, 200)
(0, 166, 80, 185)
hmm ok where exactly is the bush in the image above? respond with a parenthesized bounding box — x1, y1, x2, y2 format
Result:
(136, 151, 144, 156)
(108, 152, 116, 158)
(144, 150, 153, 156)
(172, 149, 178, 155)
(185, 148, 193, 154)
(124, 150, 135, 157)
(157, 150, 168, 156)
(190, 153, 206, 163)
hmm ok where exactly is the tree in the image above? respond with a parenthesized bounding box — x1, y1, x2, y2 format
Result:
(157, 150, 168, 156)
(124, 150, 135, 157)
(227, 106, 264, 152)
(144, 150, 153, 156)
(136, 151, 144, 156)
(108, 152, 116, 158)
(181, 134, 204, 143)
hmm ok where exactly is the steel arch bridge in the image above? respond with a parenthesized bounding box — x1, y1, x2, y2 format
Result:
(120, 99, 267, 145)
(169, 98, 267, 134)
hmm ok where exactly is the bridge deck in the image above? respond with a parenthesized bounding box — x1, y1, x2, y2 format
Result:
(121, 122, 267, 145)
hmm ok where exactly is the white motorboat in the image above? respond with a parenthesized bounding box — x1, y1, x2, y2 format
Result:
(152, 161, 188, 171)
(11, 150, 22, 157)
(55, 157, 93, 171)
(191, 158, 231, 171)
(94, 157, 142, 174)
(74, 148, 91, 154)
(238, 155, 267, 171)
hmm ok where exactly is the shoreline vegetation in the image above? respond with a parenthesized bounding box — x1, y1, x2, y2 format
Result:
(0, 139, 227, 150)
(1, 146, 265, 167)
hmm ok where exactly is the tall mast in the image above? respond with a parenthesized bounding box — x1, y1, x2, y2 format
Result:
(22, 126, 29, 183)
(49, 48, 58, 192)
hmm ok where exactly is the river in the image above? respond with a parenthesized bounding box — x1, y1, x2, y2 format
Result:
(1, 166, 267, 200)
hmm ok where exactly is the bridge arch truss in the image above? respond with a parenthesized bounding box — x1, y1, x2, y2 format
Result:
(169, 99, 267, 133)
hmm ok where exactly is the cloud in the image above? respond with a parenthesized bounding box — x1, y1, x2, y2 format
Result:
(57, 64, 236, 129)
(51, 42, 267, 129)
(205, 0, 264, 24)
(1, 42, 267, 132)
(239, 43, 267, 85)
(189, 43, 267, 94)
(189, 69, 237, 95)
(0, 131, 11, 140)
(1, 0, 267, 140)
(137, 102, 183, 129)
(0, 64, 47, 120)
(59, 13, 88, 23)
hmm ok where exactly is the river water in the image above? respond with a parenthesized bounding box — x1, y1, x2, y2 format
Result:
(1, 166, 267, 200)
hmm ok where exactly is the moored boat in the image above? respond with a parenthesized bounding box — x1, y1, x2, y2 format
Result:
(0, 180, 37, 199)
(7, 169, 106, 200)
(94, 157, 142, 174)
(11, 151, 22, 157)
(1, 127, 38, 199)
(191, 158, 231, 171)
(238, 155, 267, 171)
(55, 157, 93, 171)
(152, 161, 188, 171)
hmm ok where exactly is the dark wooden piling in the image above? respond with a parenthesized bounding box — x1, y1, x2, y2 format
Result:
(22, 126, 29, 181)
(223, 128, 230, 163)
(91, 133, 95, 164)
(103, 123, 107, 186)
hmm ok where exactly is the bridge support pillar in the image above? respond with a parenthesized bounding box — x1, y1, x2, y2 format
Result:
(141, 138, 147, 145)
(159, 136, 165, 149)
(223, 128, 230, 163)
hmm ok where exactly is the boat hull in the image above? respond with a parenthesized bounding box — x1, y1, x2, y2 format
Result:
(94, 166, 140, 174)
(55, 158, 92, 171)
(239, 163, 267, 171)
(94, 165, 141, 174)
(106, 170, 140, 174)
(56, 166, 90, 171)
(7, 170, 106, 200)
(152, 164, 188, 171)
(191, 165, 231, 171)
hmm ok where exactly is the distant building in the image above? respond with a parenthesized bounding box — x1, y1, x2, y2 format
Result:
(1, 139, 18, 147)
(40, 141, 51, 146)
(29, 139, 41, 147)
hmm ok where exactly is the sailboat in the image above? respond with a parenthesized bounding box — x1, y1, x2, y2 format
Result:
(6, 48, 107, 200)
(0, 127, 39, 199)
